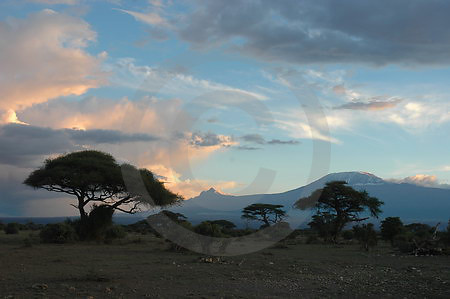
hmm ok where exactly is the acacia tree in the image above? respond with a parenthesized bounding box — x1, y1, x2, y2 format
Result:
(295, 181, 383, 242)
(241, 203, 286, 228)
(24, 150, 182, 223)
(380, 217, 404, 245)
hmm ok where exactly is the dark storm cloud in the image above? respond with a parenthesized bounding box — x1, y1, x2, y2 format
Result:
(335, 98, 402, 111)
(0, 124, 158, 167)
(178, 0, 450, 66)
(66, 128, 158, 144)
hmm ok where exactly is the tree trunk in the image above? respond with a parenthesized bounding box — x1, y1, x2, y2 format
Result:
(77, 196, 88, 222)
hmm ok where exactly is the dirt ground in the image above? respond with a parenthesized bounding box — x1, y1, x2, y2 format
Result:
(0, 231, 449, 298)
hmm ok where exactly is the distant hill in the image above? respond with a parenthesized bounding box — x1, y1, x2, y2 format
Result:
(168, 172, 450, 228)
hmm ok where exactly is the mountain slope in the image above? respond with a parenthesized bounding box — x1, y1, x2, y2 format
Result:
(168, 172, 450, 227)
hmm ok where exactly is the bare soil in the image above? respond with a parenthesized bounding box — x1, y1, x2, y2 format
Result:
(0, 231, 449, 298)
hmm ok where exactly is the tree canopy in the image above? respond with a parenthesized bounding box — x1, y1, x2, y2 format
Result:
(295, 181, 383, 242)
(24, 150, 182, 221)
(241, 203, 286, 227)
(380, 217, 404, 244)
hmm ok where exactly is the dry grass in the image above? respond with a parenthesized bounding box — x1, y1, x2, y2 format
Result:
(0, 231, 449, 298)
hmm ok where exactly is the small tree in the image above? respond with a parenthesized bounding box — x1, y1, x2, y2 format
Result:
(24, 150, 182, 228)
(381, 217, 403, 245)
(241, 203, 286, 228)
(4, 223, 20, 234)
(295, 181, 383, 242)
(446, 220, 450, 245)
(353, 223, 378, 251)
(209, 220, 236, 234)
(308, 214, 335, 242)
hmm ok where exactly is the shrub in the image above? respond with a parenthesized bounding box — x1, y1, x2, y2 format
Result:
(0, 221, 4, 231)
(194, 221, 224, 237)
(342, 230, 354, 240)
(445, 220, 450, 245)
(24, 221, 44, 231)
(40, 223, 77, 244)
(23, 237, 33, 248)
(353, 223, 378, 251)
(4, 222, 20, 234)
(381, 217, 404, 245)
(305, 234, 319, 244)
(104, 225, 127, 241)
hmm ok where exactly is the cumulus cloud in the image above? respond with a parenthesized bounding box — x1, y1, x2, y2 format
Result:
(390, 174, 450, 189)
(9, 96, 242, 202)
(175, 0, 450, 66)
(335, 98, 402, 111)
(0, 10, 106, 115)
(190, 131, 235, 147)
(147, 164, 237, 199)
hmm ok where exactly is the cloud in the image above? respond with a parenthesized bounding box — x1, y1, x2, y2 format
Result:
(0, 10, 106, 116)
(240, 133, 300, 146)
(332, 85, 347, 95)
(175, 0, 450, 66)
(0, 123, 159, 167)
(11, 95, 241, 200)
(147, 164, 238, 199)
(66, 128, 159, 144)
(190, 131, 235, 147)
(335, 98, 402, 111)
(115, 8, 169, 26)
(267, 139, 300, 145)
(389, 174, 450, 189)
(28, 0, 79, 4)
(111, 58, 267, 101)
(241, 133, 265, 145)
(235, 145, 261, 151)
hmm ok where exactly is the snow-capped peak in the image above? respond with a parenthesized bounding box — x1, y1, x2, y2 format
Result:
(317, 171, 385, 186)
(199, 187, 221, 196)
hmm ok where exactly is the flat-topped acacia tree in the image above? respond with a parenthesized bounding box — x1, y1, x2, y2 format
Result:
(295, 181, 383, 242)
(241, 203, 286, 228)
(24, 150, 182, 223)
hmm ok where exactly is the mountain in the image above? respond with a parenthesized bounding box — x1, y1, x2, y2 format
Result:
(167, 172, 450, 228)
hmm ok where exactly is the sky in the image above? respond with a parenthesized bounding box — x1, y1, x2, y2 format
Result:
(1, 0, 450, 217)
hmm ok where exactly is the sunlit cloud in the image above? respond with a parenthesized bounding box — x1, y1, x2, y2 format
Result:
(389, 174, 450, 189)
(0, 9, 106, 121)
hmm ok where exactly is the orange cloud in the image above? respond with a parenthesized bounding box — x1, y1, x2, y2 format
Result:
(0, 10, 106, 119)
(142, 164, 237, 199)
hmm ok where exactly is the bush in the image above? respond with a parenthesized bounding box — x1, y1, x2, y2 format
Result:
(445, 220, 450, 245)
(305, 234, 319, 244)
(40, 223, 77, 244)
(194, 221, 224, 237)
(4, 222, 20, 234)
(342, 230, 354, 240)
(353, 223, 378, 251)
(104, 225, 127, 241)
(0, 221, 4, 231)
(24, 221, 44, 231)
